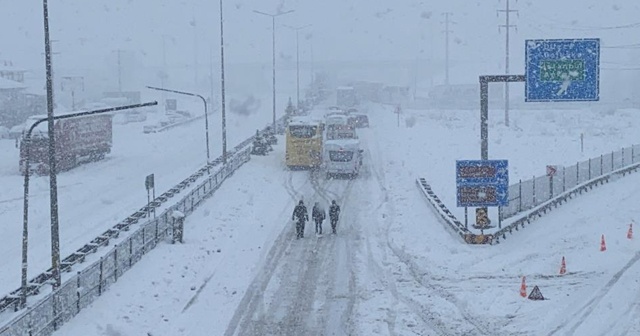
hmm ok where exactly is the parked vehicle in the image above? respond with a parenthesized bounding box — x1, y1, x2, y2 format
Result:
(19, 113, 113, 175)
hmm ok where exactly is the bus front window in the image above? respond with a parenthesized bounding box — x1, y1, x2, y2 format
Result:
(289, 126, 317, 138)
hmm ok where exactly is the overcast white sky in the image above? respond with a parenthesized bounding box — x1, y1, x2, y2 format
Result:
(0, 0, 638, 98)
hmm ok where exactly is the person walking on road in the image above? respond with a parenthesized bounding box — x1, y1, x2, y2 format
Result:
(329, 200, 341, 234)
(292, 200, 309, 239)
(312, 202, 327, 235)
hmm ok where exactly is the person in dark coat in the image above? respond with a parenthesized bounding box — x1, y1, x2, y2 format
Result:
(312, 202, 327, 235)
(292, 200, 308, 239)
(329, 200, 341, 234)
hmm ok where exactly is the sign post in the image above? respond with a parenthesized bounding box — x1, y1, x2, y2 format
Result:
(547, 165, 557, 198)
(145, 174, 155, 219)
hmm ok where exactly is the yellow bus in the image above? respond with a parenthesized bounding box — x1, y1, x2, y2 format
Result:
(285, 116, 324, 170)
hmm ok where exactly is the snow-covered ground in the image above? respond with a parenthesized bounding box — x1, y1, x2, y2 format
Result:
(0, 100, 279, 300)
(51, 103, 640, 335)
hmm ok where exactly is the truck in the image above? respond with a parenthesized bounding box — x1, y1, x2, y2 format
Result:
(19, 113, 113, 175)
(336, 86, 358, 108)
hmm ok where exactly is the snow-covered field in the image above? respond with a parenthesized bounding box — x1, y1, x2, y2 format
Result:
(51, 103, 640, 335)
(0, 100, 279, 300)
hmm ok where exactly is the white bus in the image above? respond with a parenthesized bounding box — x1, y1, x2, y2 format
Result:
(324, 139, 363, 178)
(324, 114, 357, 140)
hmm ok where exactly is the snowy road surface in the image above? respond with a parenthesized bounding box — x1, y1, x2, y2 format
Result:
(53, 104, 640, 336)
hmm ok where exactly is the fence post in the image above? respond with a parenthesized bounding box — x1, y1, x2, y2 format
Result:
(518, 179, 522, 212)
(600, 154, 603, 175)
(76, 271, 81, 314)
(142, 226, 146, 254)
(622, 147, 625, 167)
(114, 244, 118, 282)
(98, 257, 103, 296)
(576, 162, 580, 185)
(155, 219, 159, 243)
(588, 159, 591, 180)
(129, 238, 133, 268)
(633, 146, 636, 163)
(191, 196, 194, 213)
(562, 166, 566, 192)
(532, 175, 536, 205)
(611, 151, 614, 170)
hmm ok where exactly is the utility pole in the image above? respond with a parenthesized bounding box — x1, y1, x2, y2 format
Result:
(498, 0, 518, 127)
(442, 12, 453, 86)
(192, 9, 199, 89)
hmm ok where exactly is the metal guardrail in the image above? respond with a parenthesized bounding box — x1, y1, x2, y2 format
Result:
(416, 178, 492, 244)
(0, 115, 287, 316)
(0, 148, 252, 336)
(492, 162, 640, 244)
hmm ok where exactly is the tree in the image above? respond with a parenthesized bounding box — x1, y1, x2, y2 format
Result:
(285, 97, 296, 116)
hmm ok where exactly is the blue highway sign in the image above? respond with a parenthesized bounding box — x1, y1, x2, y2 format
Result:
(456, 160, 509, 207)
(525, 38, 600, 102)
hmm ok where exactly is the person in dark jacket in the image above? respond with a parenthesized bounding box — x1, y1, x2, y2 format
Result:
(312, 202, 327, 235)
(329, 200, 340, 234)
(292, 200, 309, 239)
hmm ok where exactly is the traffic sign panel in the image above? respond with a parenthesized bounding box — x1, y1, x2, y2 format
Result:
(525, 38, 600, 102)
(456, 160, 509, 207)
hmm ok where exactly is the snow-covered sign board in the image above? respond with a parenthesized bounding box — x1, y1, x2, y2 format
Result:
(456, 160, 509, 207)
(525, 38, 600, 102)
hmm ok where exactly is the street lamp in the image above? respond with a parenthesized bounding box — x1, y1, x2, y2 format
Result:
(284, 24, 311, 111)
(41, 0, 62, 291)
(219, 0, 227, 164)
(20, 101, 158, 309)
(146, 86, 211, 165)
(252, 9, 294, 132)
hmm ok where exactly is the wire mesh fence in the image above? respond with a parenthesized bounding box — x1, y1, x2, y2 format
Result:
(501, 145, 640, 221)
(0, 148, 250, 336)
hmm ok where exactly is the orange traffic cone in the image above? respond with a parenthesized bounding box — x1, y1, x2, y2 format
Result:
(628, 224, 633, 239)
(559, 256, 567, 275)
(520, 276, 527, 298)
(600, 234, 607, 252)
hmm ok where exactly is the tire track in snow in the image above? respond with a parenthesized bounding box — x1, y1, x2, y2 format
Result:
(223, 171, 307, 336)
(366, 131, 494, 336)
(548, 251, 640, 336)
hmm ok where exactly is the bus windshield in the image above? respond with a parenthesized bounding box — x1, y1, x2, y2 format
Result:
(289, 125, 317, 138)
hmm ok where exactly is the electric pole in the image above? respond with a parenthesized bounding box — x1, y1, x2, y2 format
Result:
(498, 0, 518, 127)
(442, 12, 453, 86)
(285, 24, 311, 111)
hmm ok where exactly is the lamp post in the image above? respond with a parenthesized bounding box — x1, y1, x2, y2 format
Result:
(41, 0, 62, 292)
(20, 101, 158, 309)
(219, 0, 227, 164)
(146, 86, 212, 165)
(252, 9, 294, 132)
(284, 24, 311, 111)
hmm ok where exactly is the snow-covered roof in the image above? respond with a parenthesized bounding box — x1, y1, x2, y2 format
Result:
(0, 77, 27, 90)
(289, 116, 321, 126)
(336, 86, 354, 91)
(324, 138, 360, 150)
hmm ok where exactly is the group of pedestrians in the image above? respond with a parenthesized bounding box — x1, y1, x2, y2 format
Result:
(292, 199, 341, 239)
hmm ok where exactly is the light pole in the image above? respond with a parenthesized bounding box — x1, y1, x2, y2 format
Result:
(284, 24, 311, 111)
(219, 0, 227, 164)
(253, 9, 294, 132)
(20, 101, 158, 309)
(146, 86, 212, 165)
(42, 0, 62, 291)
